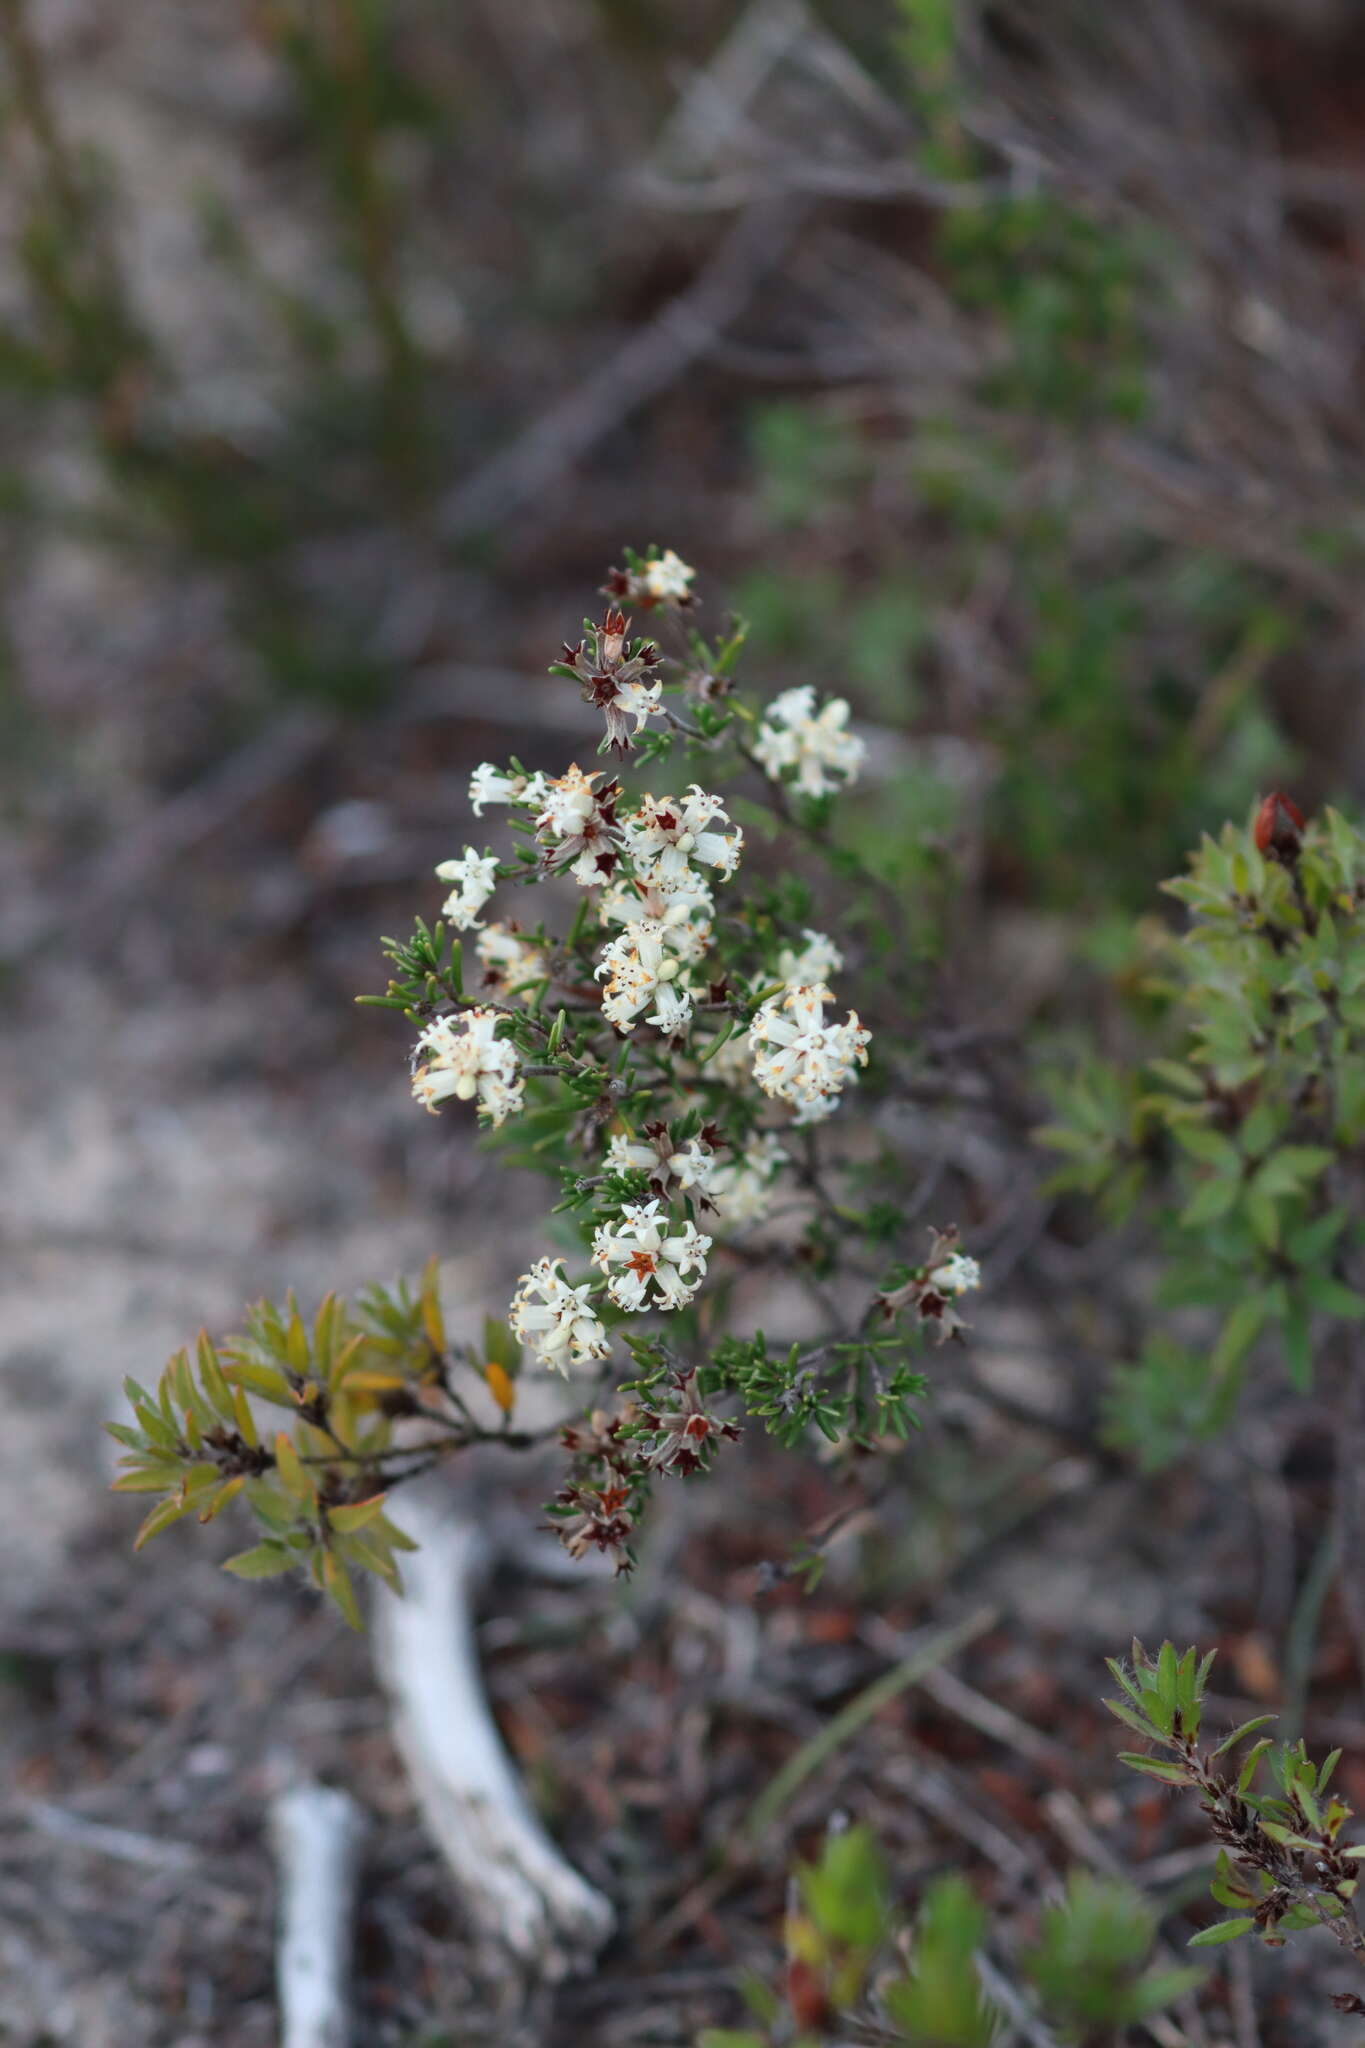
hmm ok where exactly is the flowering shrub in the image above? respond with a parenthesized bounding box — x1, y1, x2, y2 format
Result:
(698, 1825, 1197, 2047)
(108, 550, 980, 1618)
(1040, 797, 1365, 1464)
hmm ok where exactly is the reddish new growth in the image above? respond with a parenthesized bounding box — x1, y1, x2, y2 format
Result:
(555, 1410, 643, 1574)
(637, 1369, 741, 1476)
(555, 607, 663, 757)
(1254, 790, 1306, 864)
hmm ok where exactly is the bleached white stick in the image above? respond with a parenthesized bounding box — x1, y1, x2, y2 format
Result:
(271, 1778, 367, 2048)
(373, 1483, 615, 1975)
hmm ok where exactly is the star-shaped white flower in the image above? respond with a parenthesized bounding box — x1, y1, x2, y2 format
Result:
(749, 981, 870, 1123)
(753, 686, 865, 798)
(411, 1008, 523, 1125)
(622, 786, 743, 884)
(434, 846, 499, 930)
(930, 1252, 981, 1297)
(535, 764, 622, 887)
(641, 549, 695, 603)
(777, 928, 843, 987)
(508, 1258, 610, 1374)
(591, 1199, 711, 1313)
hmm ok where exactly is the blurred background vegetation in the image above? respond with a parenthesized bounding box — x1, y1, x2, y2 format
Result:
(5, 0, 1365, 975)
(7, 1, 1365, 2041)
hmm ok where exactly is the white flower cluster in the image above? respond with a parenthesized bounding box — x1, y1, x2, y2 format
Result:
(605, 1129, 716, 1195)
(596, 875, 713, 1034)
(434, 847, 499, 931)
(776, 928, 843, 987)
(591, 1200, 711, 1312)
(536, 764, 621, 887)
(754, 687, 865, 798)
(749, 982, 871, 1124)
(410, 555, 889, 1402)
(508, 1258, 610, 1375)
(411, 1007, 524, 1125)
(930, 1252, 980, 1297)
(621, 785, 743, 883)
(641, 550, 695, 603)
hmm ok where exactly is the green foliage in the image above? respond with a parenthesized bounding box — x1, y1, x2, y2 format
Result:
(104, 1263, 514, 1625)
(700, 1826, 1193, 2047)
(939, 194, 1153, 421)
(1106, 1641, 1365, 1964)
(883, 1875, 999, 2046)
(1023, 1873, 1201, 2037)
(1046, 804, 1365, 1460)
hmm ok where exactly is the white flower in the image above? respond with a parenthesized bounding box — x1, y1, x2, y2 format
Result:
(535, 763, 621, 887)
(929, 1252, 981, 1297)
(603, 1132, 657, 1178)
(749, 981, 871, 1122)
(666, 1137, 716, 1192)
(753, 686, 865, 798)
(710, 1132, 788, 1227)
(434, 846, 499, 930)
(641, 549, 695, 603)
(475, 923, 544, 1002)
(469, 763, 549, 817)
(596, 921, 677, 1031)
(604, 1128, 715, 1193)
(622, 786, 743, 884)
(537, 763, 600, 839)
(508, 1258, 610, 1375)
(648, 982, 694, 1036)
(411, 1007, 524, 1125)
(600, 872, 713, 965)
(591, 1199, 710, 1313)
(597, 871, 715, 1031)
(777, 928, 844, 986)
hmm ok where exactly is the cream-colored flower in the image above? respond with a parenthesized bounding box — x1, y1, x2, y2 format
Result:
(468, 763, 548, 817)
(777, 928, 843, 987)
(622, 786, 742, 884)
(641, 549, 695, 603)
(600, 871, 713, 966)
(535, 763, 621, 887)
(604, 1128, 715, 1194)
(596, 922, 683, 1031)
(411, 1008, 523, 1125)
(750, 981, 870, 1122)
(648, 983, 694, 1036)
(508, 1258, 610, 1374)
(434, 847, 500, 930)
(753, 686, 865, 798)
(930, 1252, 981, 1297)
(591, 1199, 710, 1313)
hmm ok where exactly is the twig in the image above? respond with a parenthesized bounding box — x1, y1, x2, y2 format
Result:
(271, 1775, 367, 2048)
(975, 1949, 1061, 2048)
(16, 1798, 199, 1874)
(437, 197, 805, 541)
(744, 1605, 997, 1839)
(0, 707, 336, 968)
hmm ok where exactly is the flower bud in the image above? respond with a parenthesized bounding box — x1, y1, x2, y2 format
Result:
(1253, 791, 1306, 863)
